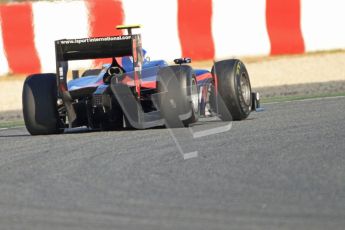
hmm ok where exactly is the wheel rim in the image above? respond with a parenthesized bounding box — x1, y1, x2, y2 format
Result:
(191, 78, 199, 113)
(240, 73, 251, 106)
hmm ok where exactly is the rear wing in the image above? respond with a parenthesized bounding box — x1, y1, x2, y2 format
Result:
(55, 26, 143, 126)
(55, 33, 143, 93)
(55, 35, 133, 61)
(55, 33, 143, 80)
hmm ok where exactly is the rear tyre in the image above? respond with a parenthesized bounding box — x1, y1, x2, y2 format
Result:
(157, 65, 199, 128)
(211, 59, 252, 121)
(22, 74, 62, 135)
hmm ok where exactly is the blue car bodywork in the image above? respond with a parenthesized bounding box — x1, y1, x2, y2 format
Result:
(66, 54, 214, 130)
(68, 57, 211, 95)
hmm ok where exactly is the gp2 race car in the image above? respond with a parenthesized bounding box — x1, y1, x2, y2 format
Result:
(22, 25, 261, 135)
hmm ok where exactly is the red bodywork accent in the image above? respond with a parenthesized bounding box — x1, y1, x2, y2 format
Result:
(141, 81, 156, 89)
(121, 76, 156, 89)
(120, 72, 212, 90)
(83, 75, 155, 90)
(115, 57, 123, 66)
(196, 72, 212, 82)
(132, 39, 138, 62)
(59, 83, 67, 92)
(0, 3, 41, 74)
(132, 38, 141, 97)
(121, 75, 132, 85)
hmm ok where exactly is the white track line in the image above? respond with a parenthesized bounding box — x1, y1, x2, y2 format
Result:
(0, 126, 24, 131)
(12, 126, 25, 129)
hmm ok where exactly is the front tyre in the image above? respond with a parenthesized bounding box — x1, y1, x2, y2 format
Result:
(22, 74, 63, 135)
(211, 59, 252, 121)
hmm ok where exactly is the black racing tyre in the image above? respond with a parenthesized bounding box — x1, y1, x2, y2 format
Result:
(81, 69, 102, 77)
(157, 65, 199, 128)
(22, 74, 62, 135)
(211, 59, 252, 121)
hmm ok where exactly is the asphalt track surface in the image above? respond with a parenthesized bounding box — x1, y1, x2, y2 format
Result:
(0, 97, 345, 230)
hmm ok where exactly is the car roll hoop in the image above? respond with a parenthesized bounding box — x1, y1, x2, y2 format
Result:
(116, 24, 142, 35)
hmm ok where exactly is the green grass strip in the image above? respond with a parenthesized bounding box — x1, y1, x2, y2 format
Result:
(0, 120, 24, 129)
(262, 92, 345, 104)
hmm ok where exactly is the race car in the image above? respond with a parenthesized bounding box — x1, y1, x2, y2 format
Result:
(22, 25, 260, 135)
